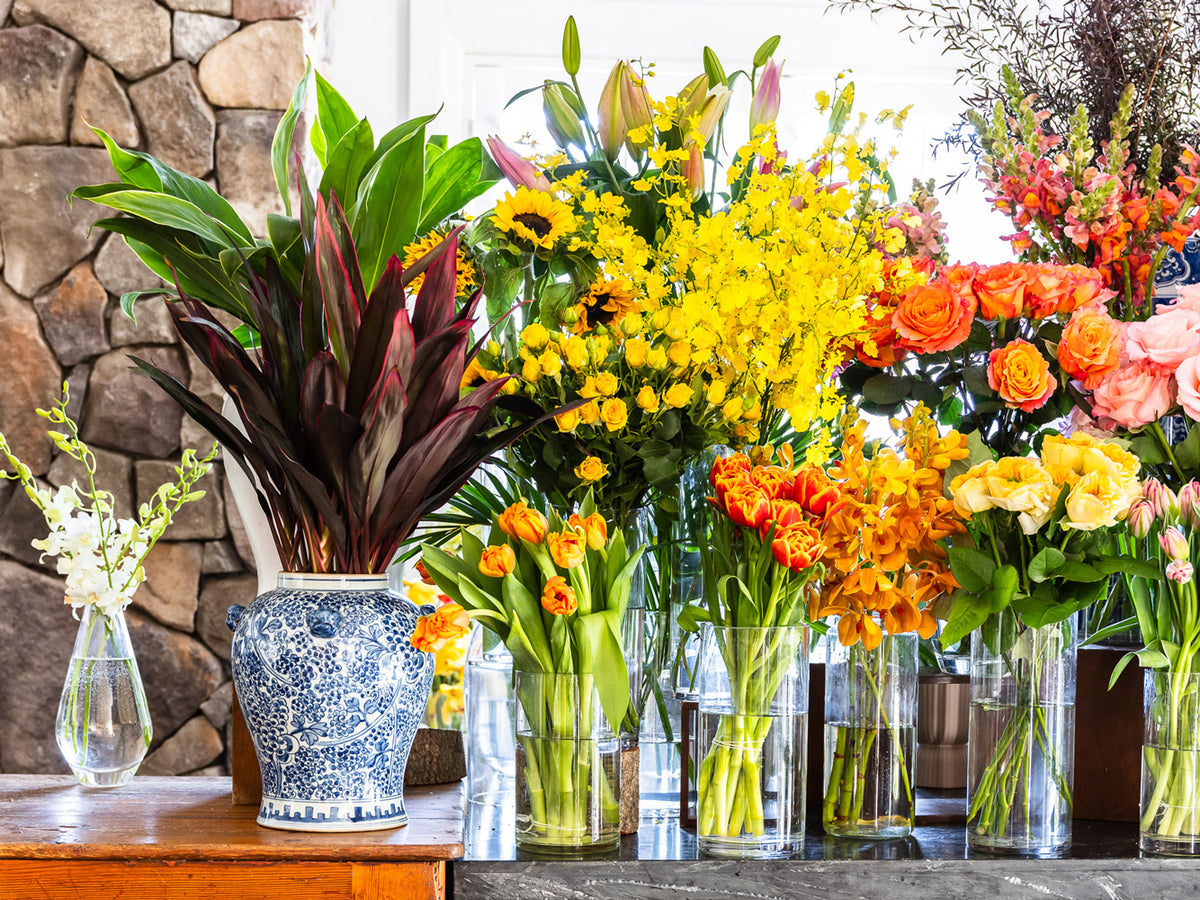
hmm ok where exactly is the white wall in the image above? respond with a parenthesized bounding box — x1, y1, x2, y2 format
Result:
(329, 0, 1010, 262)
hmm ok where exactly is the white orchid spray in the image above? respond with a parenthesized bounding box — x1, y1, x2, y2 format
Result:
(0, 384, 217, 619)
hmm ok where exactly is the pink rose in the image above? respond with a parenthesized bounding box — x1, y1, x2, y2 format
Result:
(1125, 308, 1200, 370)
(1090, 361, 1174, 430)
(1169, 284, 1200, 314)
(1178, 356, 1200, 421)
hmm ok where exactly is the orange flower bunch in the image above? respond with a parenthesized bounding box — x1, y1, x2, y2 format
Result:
(814, 406, 969, 649)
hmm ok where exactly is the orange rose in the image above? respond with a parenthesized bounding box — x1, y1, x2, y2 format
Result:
(771, 522, 824, 571)
(723, 481, 772, 529)
(973, 263, 1030, 320)
(411, 601, 471, 653)
(987, 339, 1058, 412)
(568, 512, 607, 550)
(498, 501, 548, 545)
(1060, 265, 1113, 314)
(1024, 265, 1075, 319)
(941, 262, 979, 298)
(792, 464, 841, 517)
(478, 544, 516, 578)
(893, 280, 976, 353)
(547, 530, 588, 569)
(1057, 309, 1122, 389)
(750, 465, 792, 500)
(541, 575, 578, 615)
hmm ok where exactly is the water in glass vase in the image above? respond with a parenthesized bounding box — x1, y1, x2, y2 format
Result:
(823, 722, 916, 838)
(967, 700, 1075, 855)
(696, 711, 808, 859)
(1140, 743, 1200, 855)
(56, 655, 153, 787)
(514, 737, 621, 855)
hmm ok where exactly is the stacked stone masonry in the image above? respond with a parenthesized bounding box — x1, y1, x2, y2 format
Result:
(0, 0, 325, 775)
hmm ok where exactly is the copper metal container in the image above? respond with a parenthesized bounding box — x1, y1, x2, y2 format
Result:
(916, 673, 969, 789)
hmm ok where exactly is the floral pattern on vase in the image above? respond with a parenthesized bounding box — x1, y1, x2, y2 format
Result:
(229, 573, 435, 832)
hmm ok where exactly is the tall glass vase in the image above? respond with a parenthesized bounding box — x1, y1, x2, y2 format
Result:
(695, 623, 809, 858)
(1141, 669, 1200, 854)
(967, 614, 1077, 856)
(55, 605, 152, 787)
(823, 633, 918, 839)
(514, 670, 621, 854)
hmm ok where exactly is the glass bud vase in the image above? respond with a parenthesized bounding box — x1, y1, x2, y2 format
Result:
(56, 605, 152, 787)
(1141, 669, 1200, 854)
(823, 633, 918, 839)
(514, 671, 621, 855)
(695, 623, 809, 859)
(967, 614, 1077, 856)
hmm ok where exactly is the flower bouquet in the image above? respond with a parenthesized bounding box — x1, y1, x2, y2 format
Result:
(679, 449, 835, 857)
(943, 432, 1141, 854)
(420, 495, 643, 853)
(815, 406, 967, 838)
(0, 386, 215, 786)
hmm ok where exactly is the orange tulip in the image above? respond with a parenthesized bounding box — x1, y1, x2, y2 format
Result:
(478, 544, 516, 578)
(569, 512, 608, 550)
(723, 481, 772, 529)
(547, 530, 588, 569)
(750, 465, 792, 500)
(498, 501, 548, 545)
(792, 464, 841, 517)
(411, 601, 471, 653)
(541, 576, 578, 615)
(710, 454, 752, 489)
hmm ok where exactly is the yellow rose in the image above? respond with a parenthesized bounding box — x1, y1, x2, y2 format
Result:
(722, 397, 744, 421)
(555, 406, 581, 432)
(521, 356, 541, 383)
(743, 401, 762, 422)
(563, 336, 588, 369)
(589, 335, 612, 365)
(647, 346, 669, 369)
(665, 383, 694, 408)
(578, 376, 601, 399)
(575, 456, 608, 482)
(579, 400, 600, 425)
(521, 323, 550, 351)
(594, 372, 620, 396)
(539, 349, 562, 378)
(707, 380, 728, 405)
(668, 341, 692, 368)
(637, 386, 660, 413)
(949, 473, 995, 518)
(625, 337, 649, 368)
(600, 398, 628, 431)
(501, 379, 518, 395)
(1063, 469, 1126, 531)
(983, 458, 1058, 535)
(622, 313, 644, 334)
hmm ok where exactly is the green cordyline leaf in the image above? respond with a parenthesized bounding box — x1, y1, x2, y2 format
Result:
(271, 59, 312, 216)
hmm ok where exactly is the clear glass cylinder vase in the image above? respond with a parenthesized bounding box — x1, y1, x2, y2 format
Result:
(823, 633, 918, 839)
(514, 670, 621, 855)
(967, 614, 1077, 856)
(1141, 669, 1200, 854)
(55, 605, 152, 787)
(695, 623, 809, 859)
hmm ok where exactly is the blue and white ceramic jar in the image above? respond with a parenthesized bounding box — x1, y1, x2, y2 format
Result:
(228, 573, 435, 832)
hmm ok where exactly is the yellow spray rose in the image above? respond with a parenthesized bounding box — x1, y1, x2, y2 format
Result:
(539, 349, 562, 378)
(665, 383, 694, 408)
(579, 400, 600, 425)
(563, 336, 588, 369)
(521, 356, 541, 382)
(555, 406, 582, 432)
(521, 322, 550, 351)
(647, 346, 669, 370)
(722, 397, 744, 421)
(575, 456, 608, 482)
(624, 337, 649, 368)
(668, 341, 692, 368)
(594, 372, 620, 396)
(600, 398, 628, 431)
(707, 380, 728, 405)
(637, 386, 660, 413)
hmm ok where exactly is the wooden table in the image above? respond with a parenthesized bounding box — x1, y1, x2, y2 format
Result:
(0, 776, 463, 900)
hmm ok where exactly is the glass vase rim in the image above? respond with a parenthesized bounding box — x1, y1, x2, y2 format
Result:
(697, 622, 809, 634)
(276, 572, 390, 590)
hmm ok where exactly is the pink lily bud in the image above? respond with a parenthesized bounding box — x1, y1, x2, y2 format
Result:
(1127, 499, 1155, 539)
(1145, 478, 1180, 521)
(597, 61, 627, 161)
(486, 136, 552, 192)
(1180, 481, 1200, 529)
(619, 66, 653, 161)
(681, 140, 705, 200)
(677, 73, 709, 126)
(1160, 525, 1190, 561)
(542, 83, 586, 149)
(692, 86, 731, 146)
(1167, 559, 1194, 585)
(749, 58, 783, 132)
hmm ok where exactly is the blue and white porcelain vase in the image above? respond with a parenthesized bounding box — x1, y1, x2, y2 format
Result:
(227, 573, 435, 832)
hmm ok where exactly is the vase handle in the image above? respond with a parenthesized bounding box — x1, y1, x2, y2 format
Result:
(226, 604, 245, 633)
(307, 608, 341, 639)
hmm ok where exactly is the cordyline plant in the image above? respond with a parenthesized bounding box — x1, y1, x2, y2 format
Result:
(133, 190, 530, 574)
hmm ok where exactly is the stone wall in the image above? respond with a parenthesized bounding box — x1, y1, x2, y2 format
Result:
(0, 0, 328, 776)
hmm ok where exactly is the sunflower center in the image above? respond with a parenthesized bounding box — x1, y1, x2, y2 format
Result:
(513, 213, 552, 239)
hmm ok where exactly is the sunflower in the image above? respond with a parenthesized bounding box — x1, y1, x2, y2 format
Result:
(402, 230, 479, 298)
(572, 276, 638, 334)
(493, 187, 576, 252)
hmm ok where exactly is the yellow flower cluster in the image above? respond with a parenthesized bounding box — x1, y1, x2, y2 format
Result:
(816, 406, 968, 647)
(401, 229, 478, 299)
(950, 432, 1141, 535)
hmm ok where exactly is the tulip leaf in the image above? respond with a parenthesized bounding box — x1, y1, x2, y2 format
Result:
(503, 572, 554, 673)
(575, 610, 629, 733)
(1093, 556, 1163, 580)
(271, 59, 311, 217)
(353, 124, 426, 291)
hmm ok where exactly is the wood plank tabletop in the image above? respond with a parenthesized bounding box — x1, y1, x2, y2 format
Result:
(0, 776, 464, 862)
